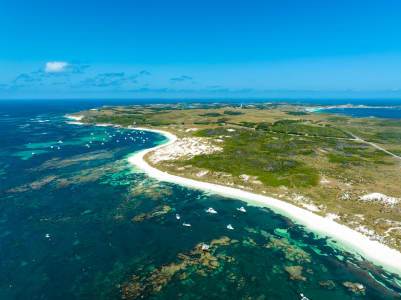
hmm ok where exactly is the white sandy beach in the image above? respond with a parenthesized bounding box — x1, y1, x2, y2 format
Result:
(127, 127, 401, 276)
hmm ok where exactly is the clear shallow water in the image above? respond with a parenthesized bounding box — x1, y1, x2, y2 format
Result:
(1, 101, 401, 299)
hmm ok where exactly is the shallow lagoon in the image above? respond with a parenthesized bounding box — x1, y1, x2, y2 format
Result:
(1, 102, 401, 299)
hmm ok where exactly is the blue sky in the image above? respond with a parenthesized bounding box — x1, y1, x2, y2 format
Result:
(1, 0, 401, 99)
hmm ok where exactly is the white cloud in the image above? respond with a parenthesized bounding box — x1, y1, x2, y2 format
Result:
(45, 61, 69, 73)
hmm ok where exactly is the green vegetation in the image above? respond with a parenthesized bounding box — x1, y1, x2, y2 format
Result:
(199, 112, 222, 117)
(327, 153, 362, 165)
(374, 132, 401, 143)
(192, 128, 319, 187)
(85, 111, 173, 127)
(327, 116, 349, 122)
(244, 121, 351, 138)
(223, 110, 244, 115)
(285, 111, 309, 116)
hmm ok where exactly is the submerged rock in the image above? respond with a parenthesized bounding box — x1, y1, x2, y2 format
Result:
(318, 280, 336, 289)
(264, 236, 311, 264)
(131, 205, 171, 222)
(343, 281, 366, 295)
(284, 266, 306, 281)
(121, 236, 236, 299)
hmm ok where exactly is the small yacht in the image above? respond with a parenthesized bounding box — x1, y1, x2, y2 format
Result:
(237, 207, 246, 213)
(58, 140, 63, 144)
(176, 214, 180, 220)
(226, 224, 234, 230)
(182, 223, 191, 227)
(206, 207, 218, 214)
(300, 293, 310, 300)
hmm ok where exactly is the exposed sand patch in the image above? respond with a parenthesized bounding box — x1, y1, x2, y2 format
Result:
(360, 193, 400, 205)
(196, 170, 209, 177)
(325, 213, 340, 221)
(185, 128, 198, 132)
(301, 203, 320, 212)
(320, 178, 330, 184)
(148, 137, 222, 163)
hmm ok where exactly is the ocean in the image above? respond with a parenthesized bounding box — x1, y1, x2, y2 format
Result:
(318, 107, 401, 119)
(0, 100, 400, 299)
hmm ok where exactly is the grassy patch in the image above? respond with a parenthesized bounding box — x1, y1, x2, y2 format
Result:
(223, 110, 244, 115)
(199, 112, 222, 117)
(254, 121, 351, 138)
(327, 116, 349, 122)
(190, 129, 319, 187)
(285, 111, 309, 116)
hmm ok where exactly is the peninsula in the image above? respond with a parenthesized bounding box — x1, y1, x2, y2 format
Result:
(69, 102, 401, 272)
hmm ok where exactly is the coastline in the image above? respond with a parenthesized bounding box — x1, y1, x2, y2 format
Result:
(127, 127, 401, 276)
(63, 115, 401, 276)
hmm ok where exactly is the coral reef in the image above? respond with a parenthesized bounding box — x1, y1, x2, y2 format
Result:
(284, 265, 306, 281)
(264, 236, 311, 264)
(343, 281, 366, 295)
(131, 205, 171, 222)
(121, 236, 237, 299)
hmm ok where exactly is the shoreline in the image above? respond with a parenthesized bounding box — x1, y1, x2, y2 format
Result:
(63, 115, 401, 276)
(127, 127, 401, 276)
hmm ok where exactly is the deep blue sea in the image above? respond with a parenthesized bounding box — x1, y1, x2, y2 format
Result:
(305, 98, 401, 119)
(1, 99, 401, 300)
(318, 107, 401, 119)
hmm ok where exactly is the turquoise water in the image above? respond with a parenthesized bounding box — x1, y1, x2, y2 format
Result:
(1, 101, 401, 299)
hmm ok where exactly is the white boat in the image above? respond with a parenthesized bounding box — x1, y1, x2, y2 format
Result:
(182, 223, 191, 227)
(237, 206, 246, 213)
(206, 207, 218, 214)
(176, 214, 180, 220)
(227, 224, 234, 230)
(58, 140, 63, 144)
(300, 293, 310, 300)
(201, 244, 209, 251)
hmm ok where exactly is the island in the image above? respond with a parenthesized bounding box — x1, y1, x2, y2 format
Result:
(68, 102, 401, 259)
